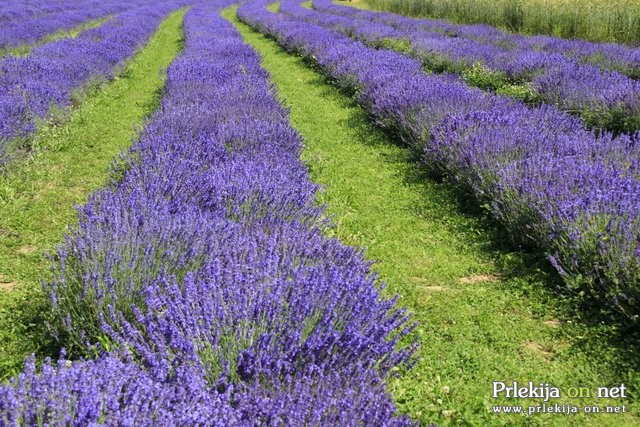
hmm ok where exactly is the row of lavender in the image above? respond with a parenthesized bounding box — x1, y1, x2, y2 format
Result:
(301, 0, 640, 134)
(240, 1, 640, 320)
(0, 0, 143, 52)
(1, 3, 416, 425)
(0, 0, 116, 21)
(0, 1, 76, 21)
(314, 0, 640, 80)
(0, 0, 188, 165)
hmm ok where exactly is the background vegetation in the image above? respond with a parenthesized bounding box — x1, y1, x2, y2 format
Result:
(358, 0, 640, 45)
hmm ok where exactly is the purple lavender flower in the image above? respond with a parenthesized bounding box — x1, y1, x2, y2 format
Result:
(0, 353, 238, 427)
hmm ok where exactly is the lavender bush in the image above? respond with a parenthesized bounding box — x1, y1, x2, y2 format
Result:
(0, 353, 237, 426)
(0, 351, 411, 426)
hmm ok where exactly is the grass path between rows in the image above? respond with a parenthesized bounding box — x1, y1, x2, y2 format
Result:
(224, 6, 639, 426)
(0, 15, 111, 58)
(0, 8, 187, 381)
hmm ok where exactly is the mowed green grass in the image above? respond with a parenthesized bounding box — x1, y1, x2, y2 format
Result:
(225, 6, 640, 426)
(0, 8, 187, 381)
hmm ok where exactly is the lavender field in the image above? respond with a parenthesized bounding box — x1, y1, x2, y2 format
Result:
(0, 0, 639, 425)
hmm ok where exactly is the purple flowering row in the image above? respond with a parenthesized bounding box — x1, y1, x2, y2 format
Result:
(0, 1, 81, 23)
(289, 0, 640, 134)
(1, 3, 416, 425)
(0, 0, 121, 22)
(0, 352, 411, 426)
(0, 353, 237, 426)
(0, 0, 108, 23)
(0, 0, 189, 164)
(312, 0, 640, 80)
(238, 0, 640, 319)
(0, 0, 144, 52)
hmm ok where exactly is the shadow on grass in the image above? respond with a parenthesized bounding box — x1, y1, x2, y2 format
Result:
(0, 285, 59, 382)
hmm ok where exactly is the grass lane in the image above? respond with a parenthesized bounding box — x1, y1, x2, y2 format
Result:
(0, 8, 187, 381)
(225, 6, 639, 426)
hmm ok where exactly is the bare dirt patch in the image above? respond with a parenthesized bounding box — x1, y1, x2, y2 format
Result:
(544, 319, 562, 328)
(422, 286, 448, 292)
(524, 341, 554, 359)
(17, 245, 38, 255)
(0, 275, 18, 291)
(0, 228, 19, 238)
(0, 282, 17, 291)
(459, 274, 501, 284)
